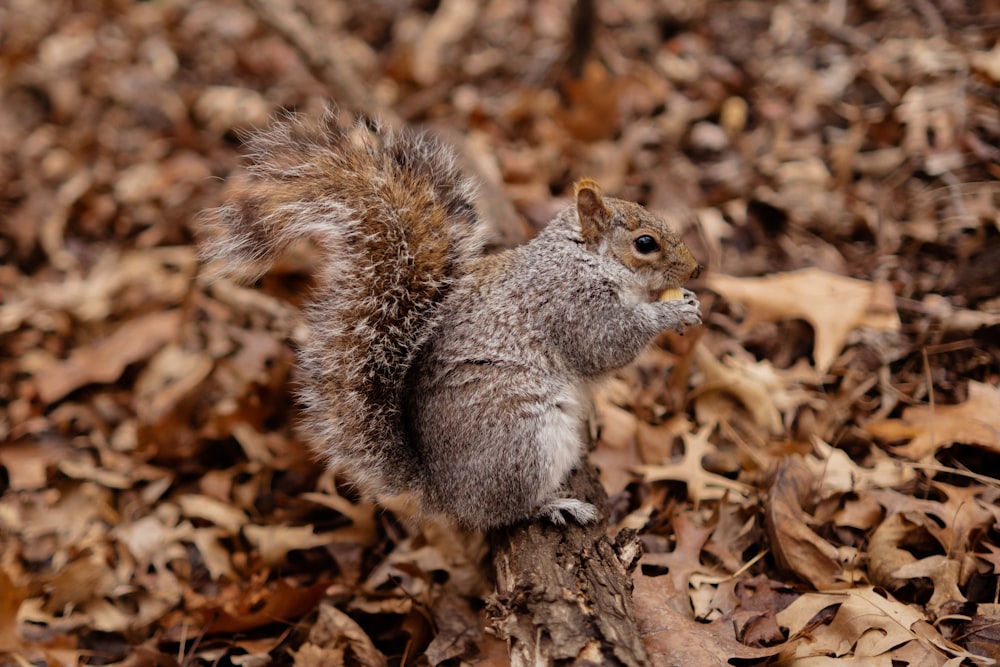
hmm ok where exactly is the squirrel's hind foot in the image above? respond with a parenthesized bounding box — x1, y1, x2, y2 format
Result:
(536, 498, 599, 526)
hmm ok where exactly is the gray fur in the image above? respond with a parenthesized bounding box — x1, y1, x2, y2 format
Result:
(204, 114, 701, 530)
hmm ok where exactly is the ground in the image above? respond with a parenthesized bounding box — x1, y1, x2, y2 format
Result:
(1, 0, 999, 665)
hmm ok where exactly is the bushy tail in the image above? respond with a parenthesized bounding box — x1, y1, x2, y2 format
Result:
(204, 112, 485, 496)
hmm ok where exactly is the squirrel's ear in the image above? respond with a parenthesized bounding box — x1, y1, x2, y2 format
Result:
(575, 178, 609, 246)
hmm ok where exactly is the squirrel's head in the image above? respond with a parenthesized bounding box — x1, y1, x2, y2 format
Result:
(575, 179, 702, 296)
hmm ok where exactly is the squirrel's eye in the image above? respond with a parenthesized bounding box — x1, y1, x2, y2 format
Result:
(633, 235, 660, 254)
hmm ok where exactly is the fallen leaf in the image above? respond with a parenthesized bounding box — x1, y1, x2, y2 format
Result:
(298, 602, 387, 667)
(201, 579, 330, 635)
(805, 437, 916, 493)
(636, 415, 690, 465)
(776, 587, 982, 664)
(43, 549, 118, 612)
(764, 457, 846, 589)
(922, 294, 1000, 333)
(243, 524, 335, 567)
(425, 595, 482, 665)
(0, 569, 27, 653)
(867, 381, 1000, 459)
(971, 43, 1000, 81)
(0, 248, 196, 333)
(891, 556, 964, 618)
(693, 342, 813, 434)
(641, 512, 717, 594)
(962, 605, 1000, 663)
(634, 423, 752, 502)
(32, 310, 183, 404)
(0, 441, 73, 491)
(191, 528, 237, 580)
(707, 269, 900, 372)
(134, 345, 214, 424)
(178, 494, 248, 536)
(633, 567, 784, 665)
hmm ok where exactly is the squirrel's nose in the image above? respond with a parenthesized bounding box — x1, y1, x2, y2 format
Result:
(690, 263, 704, 280)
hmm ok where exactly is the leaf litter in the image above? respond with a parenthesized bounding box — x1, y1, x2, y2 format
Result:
(1, 0, 999, 665)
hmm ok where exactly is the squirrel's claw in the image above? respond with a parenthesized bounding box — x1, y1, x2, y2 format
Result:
(658, 293, 702, 331)
(536, 498, 599, 526)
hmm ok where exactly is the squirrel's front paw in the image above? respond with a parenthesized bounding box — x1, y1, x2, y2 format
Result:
(658, 289, 701, 332)
(536, 498, 599, 526)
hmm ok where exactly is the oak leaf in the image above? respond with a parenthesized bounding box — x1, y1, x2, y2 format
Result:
(634, 424, 752, 502)
(867, 381, 1000, 459)
(633, 566, 784, 665)
(764, 457, 858, 589)
(32, 310, 183, 404)
(776, 587, 984, 664)
(693, 342, 818, 434)
(707, 269, 900, 373)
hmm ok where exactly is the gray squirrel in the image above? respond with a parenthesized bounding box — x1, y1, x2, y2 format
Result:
(204, 113, 702, 530)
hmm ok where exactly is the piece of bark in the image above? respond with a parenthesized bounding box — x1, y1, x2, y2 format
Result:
(487, 462, 650, 666)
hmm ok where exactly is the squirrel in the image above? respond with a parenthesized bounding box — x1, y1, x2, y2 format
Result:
(204, 112, 702, 531)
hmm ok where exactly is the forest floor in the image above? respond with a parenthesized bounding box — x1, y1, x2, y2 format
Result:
(1, 0, 999, 665)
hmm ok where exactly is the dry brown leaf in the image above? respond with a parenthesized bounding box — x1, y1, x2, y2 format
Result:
(592, 378, 645, 494)
(192, 86, 271, 134)
(869, 484, 997, 570)
(833, 495, 884, 531)
(776, 587, 984, 664)
(57, 454, 131, 489)
(32, 310, 183, 404)
(114, 511, 192, 574)
(425, 595, 482, 665)
(201, 579, 330, 635)
(765, 457, 846, 590)
(922, 294, 1000, 333)
(972, 44, 1000, 81)
(633, 567, 783, 666)
(559, 60, 624, 142)
(977, 544, 1000, 574)
(293, 644, 346, 667)
(134, 345, 214, 424)
(0, 441, 73, 491)
(299, 490, 379, 546)
(891, 556, 964, 618)
(707, 269, 900, 372)
(0, 248, 196, 333)
(300, 602, 387, 667)
(191, 528, 237, 581)
(178, 494, 248, 536)
(18, 483, 116, 546)
(962, 606, 1000, 663)
(0, 569, 27, 653)
(43, 549, 118, 612)
(866, 511, 966, 618)
(634, 423, 752, 502)
(806, 437, 916, 493)
(636, 415, 691, 464)
(921, 482, 998, 560)
(692, 342, 812, 434)
(243, 524, 335, 567)
(867, 381, 1000, 459)
(641, 512, 717, 594)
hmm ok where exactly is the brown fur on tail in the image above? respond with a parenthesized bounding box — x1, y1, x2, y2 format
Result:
(204, 112, 486, 496)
